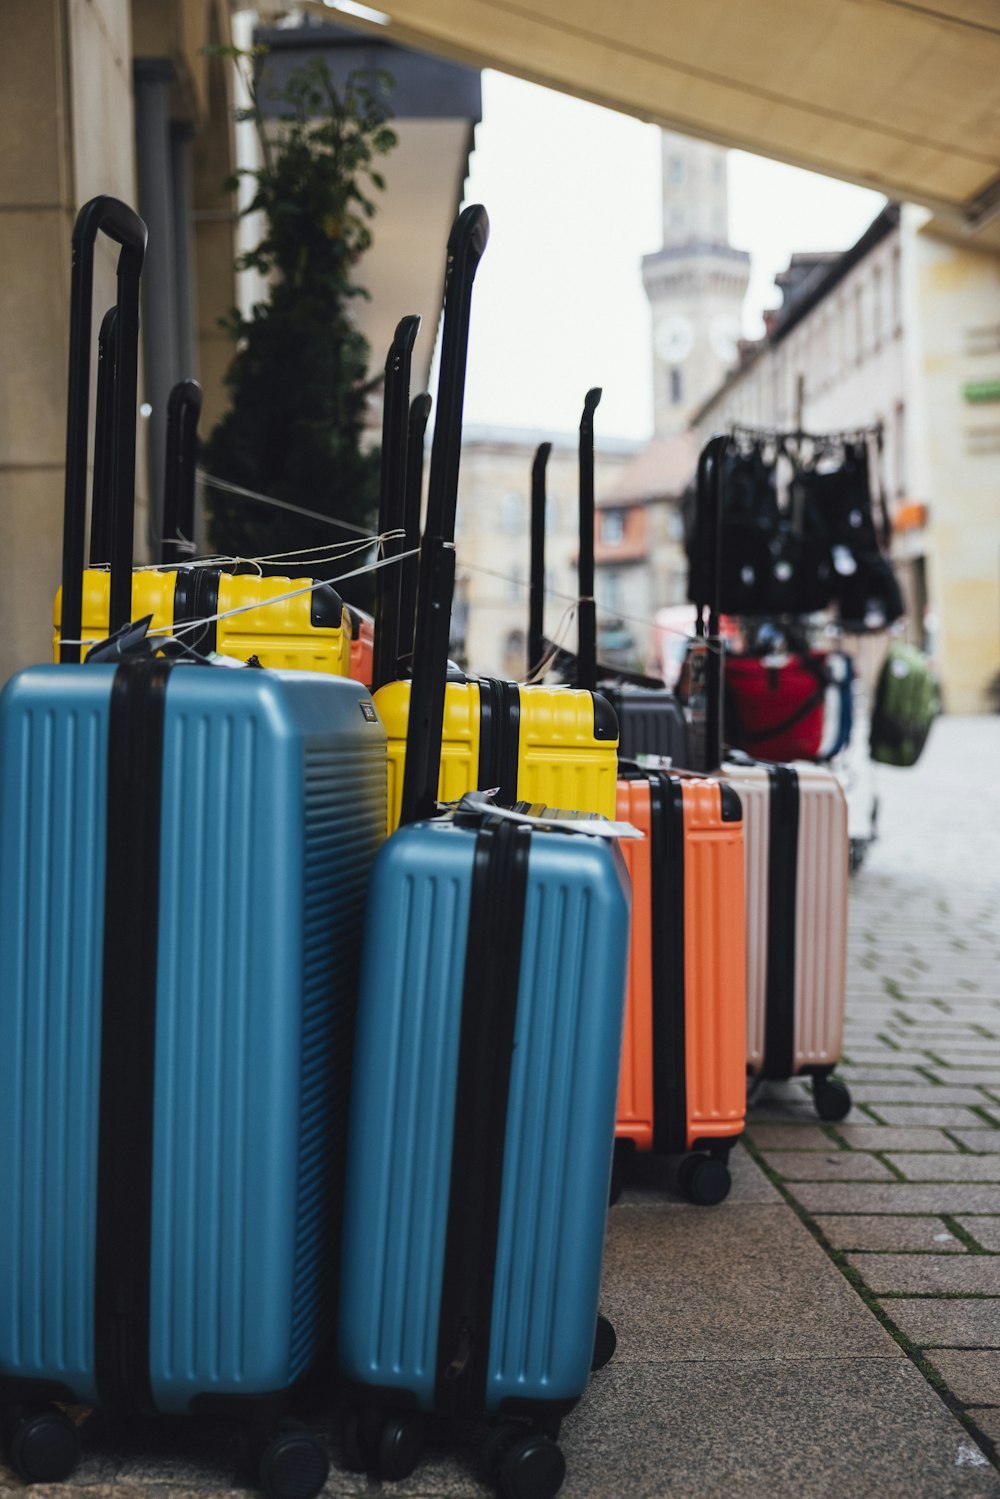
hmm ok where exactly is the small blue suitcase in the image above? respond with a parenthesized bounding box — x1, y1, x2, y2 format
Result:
(337, 804, 630, 1494)
(0, 659, 386, 1494)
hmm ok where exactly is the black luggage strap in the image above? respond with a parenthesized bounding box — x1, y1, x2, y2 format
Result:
(172, 567, 221, 655)
(476, 677, 520, 807)
(434, 817, 531, 1416)
(649, 776, 689, 1155)
(94, 657, 172, 1414)
(762, 765, 799, 1081)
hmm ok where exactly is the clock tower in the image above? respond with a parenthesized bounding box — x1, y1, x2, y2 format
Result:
(642, 132, 751, 435)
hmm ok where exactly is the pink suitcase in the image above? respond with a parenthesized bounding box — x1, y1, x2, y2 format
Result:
(720, 758, 851, 1120)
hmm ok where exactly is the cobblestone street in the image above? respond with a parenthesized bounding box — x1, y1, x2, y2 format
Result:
(746, 713, 1000, 1467)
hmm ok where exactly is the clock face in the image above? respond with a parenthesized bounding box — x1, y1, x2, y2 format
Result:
(709, 314, 742, 364)
(654, 314, 694, 366)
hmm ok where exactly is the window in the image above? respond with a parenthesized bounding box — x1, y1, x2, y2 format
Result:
(854, 283, 864, 364)
(894, 401, 906, 496)
(601, 510, 625, 544)
(603, 571, 623, 610)
(670, 154, 686, 185)
(506, 565, 524, 603)
(670, 367, 683, 405)
(872, 265, 883, 349)
(500, 491, 523, 533)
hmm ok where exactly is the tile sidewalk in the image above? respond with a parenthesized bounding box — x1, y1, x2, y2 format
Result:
(2, 717, 998, 1496)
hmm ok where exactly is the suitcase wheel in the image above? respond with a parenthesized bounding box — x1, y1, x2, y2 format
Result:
(4, 1404, 81, 1484)
(591, 1313, 617, 1371)
(376, 1413, 424, 1481)
(812, 1074, 852, 1123)
(341, 1407, 423, 1482)
(497, 1432, 566, 1499)
(257, 1419, 329, 1499)
(678, 1152, 731, 1207)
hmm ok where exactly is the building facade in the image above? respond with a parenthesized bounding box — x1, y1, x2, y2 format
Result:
(452, 426, 640, 680)
(692, 203, 1000, 713)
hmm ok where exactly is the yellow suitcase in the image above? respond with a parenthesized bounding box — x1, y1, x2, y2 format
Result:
(54, 568, 353, 673)
(376, 673, 618, 834)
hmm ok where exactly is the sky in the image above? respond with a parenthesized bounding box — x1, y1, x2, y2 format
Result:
(459, 70, 886, 443)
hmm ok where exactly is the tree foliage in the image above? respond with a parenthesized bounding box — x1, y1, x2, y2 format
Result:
(202, 48, 397, 598)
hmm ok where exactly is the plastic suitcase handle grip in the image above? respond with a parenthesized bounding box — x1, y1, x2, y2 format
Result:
(577, 387, 602, 691)
(73, 194, 148, 257)
(422, 204, 490, 546)
(398, 391, 433, 670)
(161, 379, 203, 564)
(89, 307, 118, 567)
(694, 433, 730, 771)
(373, 315, 421, 692)
(60, 196, 148, 662)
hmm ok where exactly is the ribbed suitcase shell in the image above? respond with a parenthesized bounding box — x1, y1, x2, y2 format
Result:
(720, 761, 848, 1076)
(0, 666, 385, 1413)
(338, 819, 630, 1413)
(602, 686, 689, 765)
(374, 680, 618, 833)
(55, 569, 352, 675)
(615, 777, 746, 1153)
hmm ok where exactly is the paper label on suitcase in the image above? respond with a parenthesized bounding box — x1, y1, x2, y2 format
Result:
(447, 789, 643, 839)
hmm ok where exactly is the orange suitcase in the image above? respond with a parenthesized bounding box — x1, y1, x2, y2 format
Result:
(615, 767, 747, 1204)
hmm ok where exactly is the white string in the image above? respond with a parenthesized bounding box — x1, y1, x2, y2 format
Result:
(60, 547, 420, 650)
(198, 470, 377, 538)
(519, 601, 580, 686)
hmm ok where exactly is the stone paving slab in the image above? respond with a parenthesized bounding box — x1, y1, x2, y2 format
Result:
(864, 1105, 999, 1129)
(886, 1153, 1000, 1181)
(555, 1359, 1000, 1499)
(600, 1202, 898, 1364)
(761, 1149, 896, 1181)
(927, 1353, 1000, 1407)
(958, 1220, 1000, 1252)
(814, 1216, 966, 1252)
(882, 1299, 1000, 1348)
(847, 1255, 1000, 1294)
(950, 1131, 1000, 1151)
(792, 1182, 1000, 1213)
(833, 1124, 960, 1151)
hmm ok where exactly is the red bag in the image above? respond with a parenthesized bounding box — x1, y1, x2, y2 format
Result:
(723, 653, 828, 761)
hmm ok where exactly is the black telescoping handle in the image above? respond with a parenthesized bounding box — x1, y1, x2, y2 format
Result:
(89, 307, 118, 567)
(695, 433, 730, 771)
(60, 195, 147, 663)
(398, 391, 432, 672)
(160, 379, 202, 564)
(528, 441, 551, 677)
(373, 315, 421, 692)
(399, 204, 489, 827)
(577, 387, 602, 692)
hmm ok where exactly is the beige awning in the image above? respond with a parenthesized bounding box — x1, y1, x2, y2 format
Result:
(325, 0, 1000, 235)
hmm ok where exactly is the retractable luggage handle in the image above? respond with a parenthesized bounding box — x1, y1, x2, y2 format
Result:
(60, 196, 147, 663)
(397, 391, 432, 671)
(372, 315, 421, 692)
(160, 379, 202, 564)
(89, 307, 118, 567)
(694, 433, 729, 772)
(577, 387, 602, 693)
(527, 441, 552, 676)
(399, 204, 489, 827)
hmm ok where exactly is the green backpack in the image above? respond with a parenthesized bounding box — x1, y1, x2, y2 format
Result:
(870, 641, 938, 766)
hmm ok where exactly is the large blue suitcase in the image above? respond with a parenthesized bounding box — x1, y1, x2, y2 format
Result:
(337, 805, 630, 1489)
(0, 659, 386, 1489)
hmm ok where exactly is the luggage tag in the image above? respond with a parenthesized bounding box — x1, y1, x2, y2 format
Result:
(444, 788, 644, 840)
